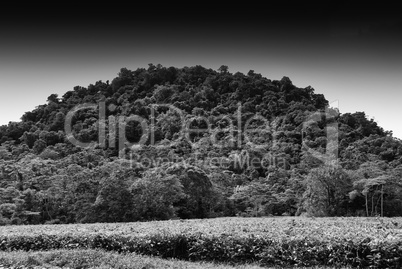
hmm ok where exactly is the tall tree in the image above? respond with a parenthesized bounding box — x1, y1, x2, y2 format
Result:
(130, 168, 184, 220)
(303, 165, 352, 216)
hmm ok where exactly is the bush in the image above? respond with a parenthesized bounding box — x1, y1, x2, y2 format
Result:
(0, 232, 401, 267)
(0, 216, 11, 226)
(1, 217, 402, 268)
(10, 217, 22, 225)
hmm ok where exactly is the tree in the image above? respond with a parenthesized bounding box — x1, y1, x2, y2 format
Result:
(47, 94, 59, 104)
(230, 181, 275, 217)
(130, 169, 184, 220)
(350, 161, 402, 217)
(21, 131, 38, 148)
(155, 107, 183, 141)
(166, 165, 216, 219)
(352, 176, 387, 217)
(92, 173, 134, 222)
(350, 161, 387, 217)
(33, 139, 47, 154)
(50, 112, 65, 131)
(303, 165, 351, 216)
(218, 65, 229, 74)
(0, 203, 17, 219)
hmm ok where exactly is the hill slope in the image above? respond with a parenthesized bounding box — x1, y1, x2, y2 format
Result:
(0, 64, 402, 225)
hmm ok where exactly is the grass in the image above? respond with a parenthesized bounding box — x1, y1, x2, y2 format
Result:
(0, 249, 265, 269)
(0, 249, 353, 269)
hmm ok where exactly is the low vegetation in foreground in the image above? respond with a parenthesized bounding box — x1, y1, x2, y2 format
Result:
(1, 217, 401, 268)
(0, 249, 266, 269)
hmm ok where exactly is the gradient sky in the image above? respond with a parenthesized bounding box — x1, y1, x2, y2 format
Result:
(1, 5, 401, 138)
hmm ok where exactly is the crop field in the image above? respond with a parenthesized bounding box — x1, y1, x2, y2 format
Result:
(1, 217, 402, 268)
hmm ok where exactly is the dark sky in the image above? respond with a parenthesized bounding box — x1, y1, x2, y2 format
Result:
(1, 4, 402, 137)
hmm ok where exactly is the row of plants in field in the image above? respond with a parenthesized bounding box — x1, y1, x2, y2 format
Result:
(2, 217, 402, 239)
(0, 248, 265, 269)
(1, 217, 402, 267)
(1, 230, 401, 267)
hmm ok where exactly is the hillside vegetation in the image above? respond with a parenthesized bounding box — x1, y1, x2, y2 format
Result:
(0, 64, 402, 225)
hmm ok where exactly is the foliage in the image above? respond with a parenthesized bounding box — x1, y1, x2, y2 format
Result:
(0, 249, 264, 269)
(303, 165, 352, 217)
(130, 168, 184, 220)
(0, 64, 402, 224)
(0, 217, 401, 268)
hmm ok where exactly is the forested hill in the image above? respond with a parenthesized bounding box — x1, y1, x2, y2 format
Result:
(1, 64, 402, 225)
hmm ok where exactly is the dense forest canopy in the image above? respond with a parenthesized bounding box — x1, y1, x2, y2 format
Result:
(0, 64, 401, 225)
